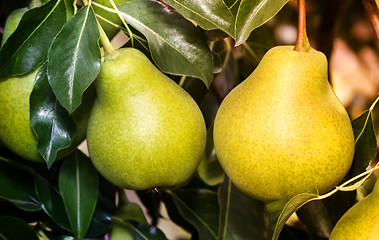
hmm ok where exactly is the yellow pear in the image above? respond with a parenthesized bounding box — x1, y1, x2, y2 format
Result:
(0, 69, 93, 162)
(86, 48, 206, 190)
(329, 178, 379, 239)
(213, 46, 355, 201)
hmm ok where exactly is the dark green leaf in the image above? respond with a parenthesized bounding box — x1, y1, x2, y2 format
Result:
(218, 179, 267, 240)
(30, 62, 77, 168)
(267, 192, 319, 240)
(0, 160, 40, 211)
(163, 0, 235, 37)
(235, 0, 288, 45)
(0, 0, 66, 78)
(119, 0, 214, 87)
(127, 220, 167, 240)
(59, 150, 99, 238)
(47, 5, 101, 113)
(0, 215, 39, 240)
(296, 201, 333, 238)
(349, 110, 377, 177)
(34, 175, 71, 231)
(165, 188, 219, 240)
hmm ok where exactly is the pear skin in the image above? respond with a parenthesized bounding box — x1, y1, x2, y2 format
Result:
(329, 178, 379, 240)
(213, 46, 355, 201)
(0, 70, 93, 162)
(86, 48, 206, 190)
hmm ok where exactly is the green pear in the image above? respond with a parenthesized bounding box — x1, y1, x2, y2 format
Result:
(213, 46, 355, 201)
(0, 70, 93, 162)
(329, 178, 379, 239)
(86, 48, 206, 190)
(1, 7, 27, 47)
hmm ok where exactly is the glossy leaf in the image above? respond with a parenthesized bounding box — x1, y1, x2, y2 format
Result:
(267, 192, 319, 240)
(127, 220, 167, 240)
(59, 150, 99, 238)
(0, 160, 40, 211)
(166, 188, 219, 240)
(0, 215, 39, 240)
(235, 0, 288, 45)
(218, 179, 267, 240)
(30, 62, 77, 168)
(34, 175, 71, 231)
(163, 0, 235, 37)
(119, 0, 214, 87)
(349, 110, 377, 177)
(47, 5, 101, 113)
(0, 0, 66, 78)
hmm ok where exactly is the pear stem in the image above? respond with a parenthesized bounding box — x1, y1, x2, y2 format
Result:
(294, 0, 310, 52)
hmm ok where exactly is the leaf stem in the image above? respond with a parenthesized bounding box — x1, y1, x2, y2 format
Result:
(179, 75, 187, 87)
(369, 93, 379, 111)
(108, 0, 134, 47)
(294, 0, 310, 52)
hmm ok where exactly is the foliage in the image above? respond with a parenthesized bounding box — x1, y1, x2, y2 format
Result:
(0, 0, 378, 239)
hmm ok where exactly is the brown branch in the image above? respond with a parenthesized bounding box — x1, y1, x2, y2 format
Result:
(362, 0, 379, 42)
(211, 79, 225, 104)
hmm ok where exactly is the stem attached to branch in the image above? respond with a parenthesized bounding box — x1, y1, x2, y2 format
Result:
(294, 0, 310, 52)
(362, 0, 379, 42)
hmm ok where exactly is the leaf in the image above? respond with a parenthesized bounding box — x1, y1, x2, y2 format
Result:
(127, 220, 167, 240)
(218, 179, 267, 240)
(165, 188, 219, 240)
(0, 0, 66, 78)
(163, 0, 235, 37)
(119, 0, 214, 87)
(34, 175, 71, 231)
(30, 62, 77, 168)
(0, 215, 39, 240)
(0, 160, 41, 211)
(235, 0, 288, 45)
(348, 110, 377, 177)
(59, 150, 99, 238)
(47, 5, 101, 113)
(197, 127, 224, 186)
(267, 192, 319, 240)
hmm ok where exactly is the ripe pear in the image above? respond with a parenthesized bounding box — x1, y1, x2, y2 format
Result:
(329, 178, 379, 239)
(0, 69, 93, 162)
(86, 48, 206, 190)
(213, 46, 355, 201)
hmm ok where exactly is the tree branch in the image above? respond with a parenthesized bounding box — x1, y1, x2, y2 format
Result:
(362, 0, 379, 42)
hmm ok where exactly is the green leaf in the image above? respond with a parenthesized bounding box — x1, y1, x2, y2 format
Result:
(59, 150, 99, 238)
(34, 175, 71, 231)
(165, 188, 219, 240)
(127, 220, 167, 240)
(235, 0, 288, 45)
(30, 62, 77, 168)
(47, 5, 101, 113)
(349, 110, 377, 177)
(0, 160, 41, 211)
(163, 0, 235, 37)
(0, 215, 39, 240)
(197, 127, 224, 186)
(267, 192, 319, 240)
(0, 0, 66, 78)
(218, 179, 267, 240)
(119, 0, 214, 88)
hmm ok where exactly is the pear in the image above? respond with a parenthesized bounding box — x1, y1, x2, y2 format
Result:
(86, 48, 206, 190)
(1, 7, 27, 47)
(329, 178, 379, 239)
(0, 69, 93, 162)
(213, 46, 355, 201)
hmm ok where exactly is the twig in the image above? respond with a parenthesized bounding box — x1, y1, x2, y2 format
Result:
(362, 0, 379, 42)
